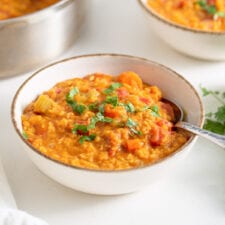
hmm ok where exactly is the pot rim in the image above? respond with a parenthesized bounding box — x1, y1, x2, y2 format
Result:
(0, 0, 74, 24)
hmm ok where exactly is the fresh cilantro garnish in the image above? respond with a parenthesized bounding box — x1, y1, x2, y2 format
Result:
(22, 131, 28, 140)
(72, 104, 86, 115)
(66, 87, 79, 103)
(201, 86, 225, 135)
(126, 118, 138, 127)
(150, 105, 160, 117)
(126, 118, 142, 136)
(195, 0, 225, 20)
(105, 96, 119, 107)
(66, 87, 86, 115)
(141, 105, 160, 117)
(72, 124, 89, 134)
(95, 112, 113, 123)
(98, 103, 105, 114)
(204, 119, 225, 135)
(79, 134, 96, 144)
(130, 127, 142, 136)
(103, 82, 122, 95)
(88, 103, 98, 111)
(124, 102, 135, 113)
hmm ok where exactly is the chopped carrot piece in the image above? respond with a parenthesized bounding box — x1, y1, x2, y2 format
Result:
(117, 71, 143, 89)
(126, 139, 143, 153)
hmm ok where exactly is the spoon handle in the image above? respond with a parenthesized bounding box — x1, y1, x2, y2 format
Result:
(176, 121, 225, 149)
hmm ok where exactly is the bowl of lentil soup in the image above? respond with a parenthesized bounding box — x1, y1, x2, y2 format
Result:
(12, 54, 204, 195)
(0, 0, 86, 77)
(138, 0, 225, 60)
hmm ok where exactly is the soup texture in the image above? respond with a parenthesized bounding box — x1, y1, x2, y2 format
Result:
(22, 72, 190, 170)
(0, 0, 60, 20)
(147, 0, 225, 31)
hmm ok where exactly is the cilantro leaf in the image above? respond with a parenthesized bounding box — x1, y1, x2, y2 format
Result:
(150, 105, 160, 117)
(66, 87, 86, 115)
(22, 131, 28, 140)
(66, 87, 79, 103)
(88, 103, 98, 111)
(72, 124, 89, 134)
(126, 118, 138, 128)
(103, 82, 122, 95)
(215, 105, 225, 123)
(73, 104, 86, 115)
(203, 119, 225, 135)
(201, 86, 225, 135)
(124, 102, 135, 113)
(79, 134, 96, 144)
(105, 96, 118, 107)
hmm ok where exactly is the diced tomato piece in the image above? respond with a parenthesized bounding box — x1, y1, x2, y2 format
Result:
(149, 125, 170, 146)
(149, 126, 161, 146)
(108, 149, 116, 157)
(117, 88, 129, 99)
(176, 1, 185, 9)
(207, 0, 215, 5)
(139, 97, 151, 104)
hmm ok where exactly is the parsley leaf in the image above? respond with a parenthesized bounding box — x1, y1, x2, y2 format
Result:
(88, 103, 98, 111)
(103, 82, 122, 95)
(73, 104, 86, 115)
(79, 134, 96, 144)
(126, 118, 142, 136)
(105, 96, 119, 107)
(22, 131, 28, 140)
(124, 102, 135, 113)
(201, 86, 225, 135)
(66, 87, 79, 103)
(126, 118, 138, 128)
(203, 119, 225, 135)
(150, 105, 160, 117)
(72, 124, 89, 135)
(66, 87, 86, 115)
(215, 105, 225, 123)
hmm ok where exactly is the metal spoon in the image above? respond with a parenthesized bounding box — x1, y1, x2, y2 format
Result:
(164, 99, 225, 149)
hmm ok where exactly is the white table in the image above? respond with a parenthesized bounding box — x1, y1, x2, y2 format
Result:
(0, 0, 225, 224)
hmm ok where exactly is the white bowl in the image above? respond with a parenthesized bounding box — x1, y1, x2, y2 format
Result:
(137, 0, 225, 61)
(11, 54, 204, 195)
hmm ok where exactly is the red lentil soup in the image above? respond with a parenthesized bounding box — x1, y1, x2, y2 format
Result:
(147, 0, 225, 32)
(0, 0, 60, 20)
(22, 72, 190, 170)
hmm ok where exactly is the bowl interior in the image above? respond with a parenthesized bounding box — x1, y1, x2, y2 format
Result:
(13, 54, 203, 135)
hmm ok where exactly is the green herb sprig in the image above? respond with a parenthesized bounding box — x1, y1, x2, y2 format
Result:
(196, 0, 225, 20)
(201, 86, 225, 135)
(126, 118, 142, 136)
(66, 87, 86, 115)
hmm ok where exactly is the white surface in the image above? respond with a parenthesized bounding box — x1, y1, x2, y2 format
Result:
(0, 0, 224, 224)
(0, 159, 16, 209)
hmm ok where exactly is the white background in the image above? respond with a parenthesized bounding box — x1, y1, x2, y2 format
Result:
(0, 0, 225, 224)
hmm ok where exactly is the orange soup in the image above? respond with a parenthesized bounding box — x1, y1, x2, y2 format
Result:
(147, 0, 225, 31)
(0, 0, 60, 20)
(22, 72, 190, 170)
